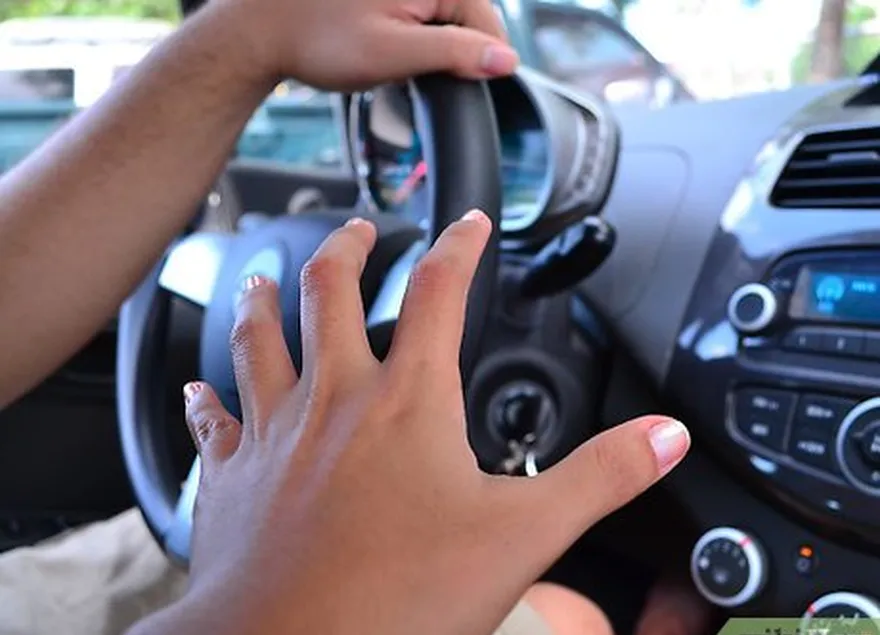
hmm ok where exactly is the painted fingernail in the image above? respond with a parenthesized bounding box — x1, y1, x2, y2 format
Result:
(480, 44, 519, 75)
(183, 382, 203, 404)
(461, 209, 490, 226)
(241, 274, 270, 293)
(648, 419, 690, 475)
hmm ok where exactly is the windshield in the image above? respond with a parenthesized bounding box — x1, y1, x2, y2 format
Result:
(622, 0, 880, 102)
(0, 0, 877, 174)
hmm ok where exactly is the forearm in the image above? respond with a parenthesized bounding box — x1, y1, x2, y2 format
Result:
(0, 3, 275, 407)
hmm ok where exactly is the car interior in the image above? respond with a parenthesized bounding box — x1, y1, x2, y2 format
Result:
(2, 0, 880, 631)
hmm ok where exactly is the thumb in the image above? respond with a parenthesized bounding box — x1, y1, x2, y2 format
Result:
(524, 416, 690, 558)
(183, 381, 242, 469)
(376, 22, 519, 80)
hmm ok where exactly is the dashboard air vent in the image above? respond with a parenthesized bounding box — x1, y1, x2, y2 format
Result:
(770, 126, 880, 209)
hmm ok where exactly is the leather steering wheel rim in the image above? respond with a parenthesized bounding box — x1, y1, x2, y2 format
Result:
(116, 74, 503, 563)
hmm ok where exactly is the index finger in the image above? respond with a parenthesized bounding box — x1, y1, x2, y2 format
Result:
(386, 209, 491, 372)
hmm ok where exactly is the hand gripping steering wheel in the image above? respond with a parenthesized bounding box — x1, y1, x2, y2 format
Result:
(116, 75, 503, 564)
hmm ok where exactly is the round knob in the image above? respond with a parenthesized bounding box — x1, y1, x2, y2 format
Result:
(690, 527, 767, 608)
(801, 592, 880, 624)
(727, 283, 778, 334)
(835, 397, 880, 496)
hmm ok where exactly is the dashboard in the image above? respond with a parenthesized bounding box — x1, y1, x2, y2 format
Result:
(578, 76, 880, 620)
(341, 72, 880, 622)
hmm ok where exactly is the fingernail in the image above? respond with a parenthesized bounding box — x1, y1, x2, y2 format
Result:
(183, 382, 203, 404)
(241, 274, 270, 293)
(461, 208, 490, 226)
(345, 217, 367, 227)
(648, 419, 690, 475)
(480, 44, 519, 75)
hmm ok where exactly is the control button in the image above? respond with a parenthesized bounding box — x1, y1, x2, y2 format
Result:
(801, 592, 880, 627)
(727, 284, 778, 334)
(835, 397, 880, 496)
(789, 430, 836, 472)
(863, 333, 880, 360)
(734, 388, 795, 452)
(789, 395, 855, 473)
(690, 527, 767, 608)
(794, 545, 816, 577)
(795, 395, 856, 429)
(768, 275, 795, 293)
(782, 328, 825, 353)
(821, 330, 864, 356)
(859, 421, 880, 468)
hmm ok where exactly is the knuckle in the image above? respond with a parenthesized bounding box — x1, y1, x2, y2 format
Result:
(411, 252, 465, 293)
(228, 310, 273, 352)
(300, 252, 347, 292)
(188, 410, 234, 446)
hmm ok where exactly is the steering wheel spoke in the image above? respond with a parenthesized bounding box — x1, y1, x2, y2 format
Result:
(158, 231, 233, 308)
(366, 241, 425, 329)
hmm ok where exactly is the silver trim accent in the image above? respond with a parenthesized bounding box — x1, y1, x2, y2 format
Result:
(834, 397, 880, 496)
(727, 283, 777, 334)
(157, 232, 232, 308)
(690, 527, 767, 608)
(801, 591, 880, 622)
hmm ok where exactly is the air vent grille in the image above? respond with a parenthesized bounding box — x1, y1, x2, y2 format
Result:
(770, 126, 880, 209)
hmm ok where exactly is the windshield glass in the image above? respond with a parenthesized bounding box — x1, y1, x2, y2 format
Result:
(526, 0, 880, 107)
(623, 0, 880, 102)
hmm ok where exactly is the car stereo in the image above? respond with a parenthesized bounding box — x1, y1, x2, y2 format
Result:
(728, 250, 880, 358)
(788, 260, 880, 327)
(719, 250, 880, 533)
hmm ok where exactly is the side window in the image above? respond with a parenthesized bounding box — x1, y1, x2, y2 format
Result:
(237, 80, 345, 171)
(0, 68, 75, 172)
(0, 68, 75, 102)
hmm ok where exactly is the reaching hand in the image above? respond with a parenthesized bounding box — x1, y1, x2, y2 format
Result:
(156, 211, 689, 635)
(210, 0, 520, 90)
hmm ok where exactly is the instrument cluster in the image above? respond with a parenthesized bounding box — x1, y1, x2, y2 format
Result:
(348, 69, 620, 242)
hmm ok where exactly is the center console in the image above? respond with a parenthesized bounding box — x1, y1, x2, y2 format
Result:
(663, 107, 880, 616)
(727, 250, 880, 531)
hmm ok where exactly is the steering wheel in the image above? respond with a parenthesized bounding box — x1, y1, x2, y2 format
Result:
(116, 75, 503, 564)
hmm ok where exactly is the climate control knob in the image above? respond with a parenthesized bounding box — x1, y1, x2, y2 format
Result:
(727, 283, 778, 334)
(835, 397, 880, 496)
(801, 592, 880, 624)
(690, 527, 767, 608)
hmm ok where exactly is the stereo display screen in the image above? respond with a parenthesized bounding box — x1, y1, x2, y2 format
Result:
(790, 266, 880, 325)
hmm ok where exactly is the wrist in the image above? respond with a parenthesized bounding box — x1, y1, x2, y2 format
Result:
(126, 588, 246, 635)
(197, 0, 287, 91)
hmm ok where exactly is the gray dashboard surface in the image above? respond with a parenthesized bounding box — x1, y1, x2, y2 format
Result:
(581, 79, 860, 385)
